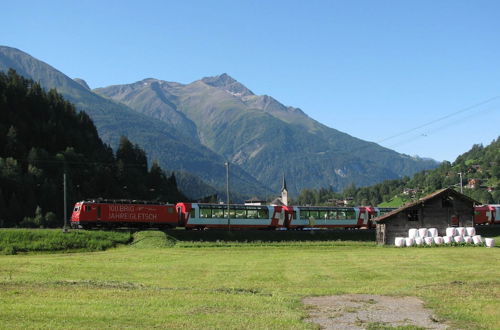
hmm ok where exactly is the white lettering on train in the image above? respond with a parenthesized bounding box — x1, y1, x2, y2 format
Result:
(108, 213, 158, 221)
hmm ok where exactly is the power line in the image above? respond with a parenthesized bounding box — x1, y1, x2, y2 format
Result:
(377, 95, 500, 144)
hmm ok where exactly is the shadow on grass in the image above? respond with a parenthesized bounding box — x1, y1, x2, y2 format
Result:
(163, 229, 376, 243)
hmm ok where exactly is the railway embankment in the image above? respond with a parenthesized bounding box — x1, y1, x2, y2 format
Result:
(0, 229, 131, 254)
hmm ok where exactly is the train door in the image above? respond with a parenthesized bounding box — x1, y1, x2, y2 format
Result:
(177, 206, 183, 226)
(97, 205, 102, 222)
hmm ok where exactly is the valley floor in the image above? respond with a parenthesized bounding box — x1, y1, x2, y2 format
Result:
(0, 233, 499, 329)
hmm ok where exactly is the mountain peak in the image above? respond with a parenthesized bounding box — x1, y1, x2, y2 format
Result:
(73, 78, 90, 90)
(201, 73, 254, 97)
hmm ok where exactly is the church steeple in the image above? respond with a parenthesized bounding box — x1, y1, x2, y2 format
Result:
(281, 174, 288, 206)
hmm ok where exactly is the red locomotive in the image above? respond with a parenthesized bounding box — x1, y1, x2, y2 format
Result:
(71, 199, 178, 229)
(474, 204, 500, 225)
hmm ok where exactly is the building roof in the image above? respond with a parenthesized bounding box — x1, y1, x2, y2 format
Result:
(281, 174, 287, 192)
(270, 197, 285, 206)
(373, 188, 479, 223)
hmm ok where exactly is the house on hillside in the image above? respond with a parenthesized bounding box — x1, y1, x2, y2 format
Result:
(374, 188, 479, 245)
(466, 179, 480, 189)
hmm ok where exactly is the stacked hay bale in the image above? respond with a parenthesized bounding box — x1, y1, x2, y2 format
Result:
(395, 227, 496, 247)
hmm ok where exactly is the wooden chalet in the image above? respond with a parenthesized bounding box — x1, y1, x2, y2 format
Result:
(374, 188, 479, 245)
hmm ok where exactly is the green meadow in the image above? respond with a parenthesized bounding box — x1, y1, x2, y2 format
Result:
(0, 230, 499, 329)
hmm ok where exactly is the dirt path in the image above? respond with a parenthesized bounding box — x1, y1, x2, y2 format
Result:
(303, 294, 448, 329)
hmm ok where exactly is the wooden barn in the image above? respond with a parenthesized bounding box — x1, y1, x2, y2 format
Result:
(375, 188, 479, 245)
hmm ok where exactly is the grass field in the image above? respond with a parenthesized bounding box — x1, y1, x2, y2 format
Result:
(0, 230, 499, 329)
(0, 229, 131, 254)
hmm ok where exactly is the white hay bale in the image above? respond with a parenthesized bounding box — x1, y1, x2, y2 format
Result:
(446, 227, 456, 237)
(395, 237, 405, 247)
(433, 236, 443, 245)
(485, 238, 495, 248)
(454, 235, 464, 243)
(463, 236, 473, 244)
(465, 227, 476, 236)
(443, 236, 453, 244)
(456, 227, 466, 236)
(428, 228, 438, 237)
(415, 237, 424, 246)
(424, 237, 434, 245)
(405, 237, 415, 247)
(472, 235, 482, 245)
(408, 228, 418, 239)
(418, 228, 428, 238)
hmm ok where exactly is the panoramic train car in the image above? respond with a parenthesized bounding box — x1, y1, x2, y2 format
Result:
(176, 203, 286, 229)
(474, 204, 500, 225)
(71, 200, 178, 229)
(284, 206, 370, 229)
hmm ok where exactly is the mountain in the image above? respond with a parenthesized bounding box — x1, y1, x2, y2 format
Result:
(0, 46, 271, 199)
(0, 45, 438, 199)
(95, 74, 438, 194)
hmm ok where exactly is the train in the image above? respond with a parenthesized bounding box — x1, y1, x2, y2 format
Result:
(70, 199, 500, 230)
(474, 204, 500, 225)
(70, 199, 397, 230)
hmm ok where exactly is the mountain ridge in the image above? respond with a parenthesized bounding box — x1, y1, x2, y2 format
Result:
(95, 73, 439, 194)
(0, 45, 272, 200)
(0, 45, 439, 198)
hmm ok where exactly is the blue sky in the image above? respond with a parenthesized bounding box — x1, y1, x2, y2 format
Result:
(2, 0, 499, 162)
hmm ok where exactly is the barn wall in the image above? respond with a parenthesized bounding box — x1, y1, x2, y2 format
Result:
(378, 193, 474, 245)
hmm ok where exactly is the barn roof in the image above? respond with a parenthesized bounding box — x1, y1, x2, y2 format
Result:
(373, 188, 479, 223)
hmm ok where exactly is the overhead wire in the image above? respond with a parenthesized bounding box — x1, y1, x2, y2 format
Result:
(376, 94, 500, 144)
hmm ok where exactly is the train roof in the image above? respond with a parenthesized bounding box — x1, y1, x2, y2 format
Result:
(78, 199, 173, 205)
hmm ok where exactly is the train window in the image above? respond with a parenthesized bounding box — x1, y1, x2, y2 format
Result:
(345, 210, 355, 219)
(319, 211, 328, 219)
(309, 210, 319, 219)
(294, 211, 297, 220)
(258, 209, 268, 219)
(74, 206, 80, 212)
(200, 208, 211, 218)
(213, 209, 224, 218)
(229, 209, 236, 218)
(247, 209, 258, 219)
(328, 211, 336, 219)
(300, 210, 308, 219)
(85, 205, 92, 212)
(167, 207, 174, 214)
(190, 209, 195, 218)
(235, 209, 246, 219)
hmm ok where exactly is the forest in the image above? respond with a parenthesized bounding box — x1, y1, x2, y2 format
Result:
(0, 70, 185, 227)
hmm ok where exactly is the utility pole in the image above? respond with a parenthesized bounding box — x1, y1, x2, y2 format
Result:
(225, 162, 230, 231)
(63, 171, 69, 232)
(457, 172, 463, 193)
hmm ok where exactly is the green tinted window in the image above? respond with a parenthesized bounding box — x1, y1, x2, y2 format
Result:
(213, 208, 224, 218)
(247, 209, 258, 219)
(200, 208, 211, 218)
(258, 209, 268, 219)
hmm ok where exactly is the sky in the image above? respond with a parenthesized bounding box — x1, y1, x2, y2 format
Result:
(2, 0, 499, 162)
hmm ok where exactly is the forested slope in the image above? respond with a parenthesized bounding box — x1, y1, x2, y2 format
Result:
(0, 70, 185, 227)
(294, 137, 500, 206)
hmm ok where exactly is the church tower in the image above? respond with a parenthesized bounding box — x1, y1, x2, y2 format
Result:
(281, 174, 288, 206)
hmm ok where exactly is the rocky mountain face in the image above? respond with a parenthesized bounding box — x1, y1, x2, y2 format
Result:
(0, 45, 438, 199)
(95, 74, 439, 194)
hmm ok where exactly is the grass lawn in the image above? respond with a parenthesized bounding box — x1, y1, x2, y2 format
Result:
(0, 230, 498, 329)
